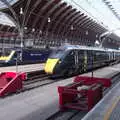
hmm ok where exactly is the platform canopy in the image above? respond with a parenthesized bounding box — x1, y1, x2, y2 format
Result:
(0, 0, 120, 49)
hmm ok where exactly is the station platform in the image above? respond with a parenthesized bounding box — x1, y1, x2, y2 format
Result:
(82, 77, 120, 120)
(0, 64, 120, 120)
(0, 63, 45, 73)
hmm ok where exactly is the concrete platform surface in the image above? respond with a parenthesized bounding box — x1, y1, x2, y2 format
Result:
(82, 78, 120, 120)
(0, 63, 44, 73)
(0, 64, 120, 120)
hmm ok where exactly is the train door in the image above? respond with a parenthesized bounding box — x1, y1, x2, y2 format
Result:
(63, 50, 77, 75)
(108, 52, 111, 61)
(84, 50, 87, 72)
(86, 50, 94, 70)
(63, 50, 75, 68)
(110, 51, 114, 62)
(74, 50, 79, 67)
(78, 50, 84, 72)
(113, 52, 116, 61)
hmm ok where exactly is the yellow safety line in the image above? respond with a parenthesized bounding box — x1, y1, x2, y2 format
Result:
(104, 96, 120, 120)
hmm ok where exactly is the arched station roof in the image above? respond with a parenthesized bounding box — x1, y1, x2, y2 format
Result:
(1, 0, 107, 33)
(0, 0, 119, 48)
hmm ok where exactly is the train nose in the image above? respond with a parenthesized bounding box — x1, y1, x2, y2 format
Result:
(44, 58, 59, 74)
(0, 56, 9, 61)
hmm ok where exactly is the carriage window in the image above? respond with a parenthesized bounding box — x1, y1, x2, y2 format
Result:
(79, 50, 84, 55)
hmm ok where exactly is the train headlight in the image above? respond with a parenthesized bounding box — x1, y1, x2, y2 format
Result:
(58, 61, 61, 64)
(5, 60, 8, 63)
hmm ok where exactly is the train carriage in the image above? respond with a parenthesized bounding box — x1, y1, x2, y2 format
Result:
(0, 48, 52, 65)
(44, 45, 120, 76)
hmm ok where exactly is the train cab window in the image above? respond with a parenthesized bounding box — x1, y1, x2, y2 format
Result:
(14, 52, 17, 58)
(70, 51, 74, 56)
(66, 50, 75, 61)
(2, 50, 11, 56)
(13, 52, 21, 61)
(49, 49, 65, 58)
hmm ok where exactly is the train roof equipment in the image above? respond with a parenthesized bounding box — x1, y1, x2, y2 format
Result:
(57, 44, 120, 52)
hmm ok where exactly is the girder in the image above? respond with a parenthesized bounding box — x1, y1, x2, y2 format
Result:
(0, 0, 119, 48)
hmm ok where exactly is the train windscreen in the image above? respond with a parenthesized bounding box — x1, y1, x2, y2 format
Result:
(1, 49, 12, 56)
(49, 49, 66, 58)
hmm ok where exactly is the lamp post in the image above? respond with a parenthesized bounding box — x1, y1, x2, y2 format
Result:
(32, 28, 35, 47)
(45, 17, 50, 48)
(2, 35, 4, 54)
(19, 7, 24, 62)
(70, 25, 73, 44)
(38, 30, 42, 48)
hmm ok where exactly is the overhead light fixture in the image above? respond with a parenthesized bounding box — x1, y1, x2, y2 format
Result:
(32, 28, 35, 32)
(70, 25, 74, 30)
(48, 17, 51, 23)
(85, 30, 88, 35)
(20, 8, 23, 14)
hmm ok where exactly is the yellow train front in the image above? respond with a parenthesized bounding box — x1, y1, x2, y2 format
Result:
(44, 47, 69, 76)
(44, 45, 84, 76)
(0, 48, 52, 66)
(0, 50, 16, 65)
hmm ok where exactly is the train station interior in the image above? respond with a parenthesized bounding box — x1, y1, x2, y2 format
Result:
(0, 0, 120, 120)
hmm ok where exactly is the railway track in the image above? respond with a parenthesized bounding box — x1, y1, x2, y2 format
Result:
(3, 63, 120, 97)
(45, 71, 120, 120)
(3, 70, 71, 96)
(22, 73, 75, 92)
(46, 110, 81, 120)
(16, 70, 54, 92)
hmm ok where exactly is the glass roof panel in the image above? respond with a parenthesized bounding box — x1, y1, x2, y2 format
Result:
(0, 0, 18, 9)
(109, 0, 120, 18)
(0, 12, 15, 26)
(63, 0, 120, 37)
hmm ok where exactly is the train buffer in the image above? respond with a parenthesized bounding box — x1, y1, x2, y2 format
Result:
(0, 72, 26, 97)
(58, 76, 111, 111)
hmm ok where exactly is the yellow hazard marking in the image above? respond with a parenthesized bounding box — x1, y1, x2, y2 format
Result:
(104, 96, 120, 120)
(44, 58, 59, 74)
